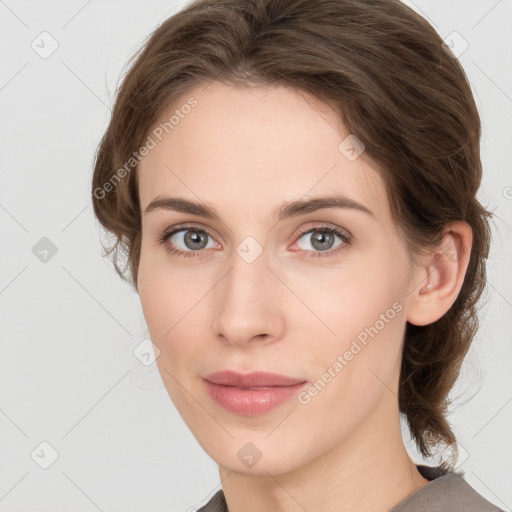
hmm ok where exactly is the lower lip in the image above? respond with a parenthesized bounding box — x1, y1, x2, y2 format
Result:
(203, 380, 308, 415)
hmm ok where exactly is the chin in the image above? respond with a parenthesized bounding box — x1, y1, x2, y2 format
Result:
(199, 432, 313, 477)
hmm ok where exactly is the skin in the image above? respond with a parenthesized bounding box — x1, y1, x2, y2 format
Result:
(136, 82, 473, 512)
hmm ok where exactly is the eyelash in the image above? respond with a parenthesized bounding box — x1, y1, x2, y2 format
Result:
(158, 223, 351, 260)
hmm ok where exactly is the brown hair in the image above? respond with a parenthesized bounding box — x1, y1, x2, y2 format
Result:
(91, 0, 493, 465)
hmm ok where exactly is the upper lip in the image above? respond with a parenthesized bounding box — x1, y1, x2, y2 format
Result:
(204, 370, 306, 387)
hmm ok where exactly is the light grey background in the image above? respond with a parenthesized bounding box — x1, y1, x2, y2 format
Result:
(0, 1, 511, 511)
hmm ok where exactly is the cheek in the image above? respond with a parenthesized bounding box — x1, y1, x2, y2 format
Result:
(297, 254, 406, 337)
(305, 248, 410, 377)
(138, 253, 180, 344)
(137, 266, 201, 407)
(137, 254, 214, 362)
(296, 270, 408, 434)
(138, 242, 191, 326)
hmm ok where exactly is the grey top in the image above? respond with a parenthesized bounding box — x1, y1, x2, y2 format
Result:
(197, 465, 504, 511)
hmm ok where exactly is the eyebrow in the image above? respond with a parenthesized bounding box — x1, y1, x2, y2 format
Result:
(143, 193, 375, 222)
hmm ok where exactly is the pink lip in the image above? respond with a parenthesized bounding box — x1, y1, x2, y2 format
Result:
(203, 370, 308, 415)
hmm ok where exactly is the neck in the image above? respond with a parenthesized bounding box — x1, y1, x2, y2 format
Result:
(218, 392, 430, 512)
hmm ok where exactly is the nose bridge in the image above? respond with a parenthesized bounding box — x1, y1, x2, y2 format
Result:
(221, 241, 272, 314)
(212, 239, 284, 345)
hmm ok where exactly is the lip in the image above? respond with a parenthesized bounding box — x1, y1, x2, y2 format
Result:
(204, 370, 306, 387)
(203, 370, 308, 415)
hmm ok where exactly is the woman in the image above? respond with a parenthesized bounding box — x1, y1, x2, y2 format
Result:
(91, 0, 502, 510)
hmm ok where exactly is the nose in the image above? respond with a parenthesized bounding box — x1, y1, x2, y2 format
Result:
(211, 246, 286, 348)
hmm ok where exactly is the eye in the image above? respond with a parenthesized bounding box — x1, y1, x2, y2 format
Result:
(291, 224, 351, 259)
(158, 222, 351, 259)
(159, 224, 220, 258)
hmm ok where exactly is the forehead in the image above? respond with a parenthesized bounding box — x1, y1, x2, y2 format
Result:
(138, 82, 390, 225)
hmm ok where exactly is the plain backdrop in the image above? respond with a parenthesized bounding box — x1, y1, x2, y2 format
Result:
(0, 1, 511, 511)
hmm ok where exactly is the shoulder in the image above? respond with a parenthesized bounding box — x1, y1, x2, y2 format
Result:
(197, 489, 228, 512)
(390, 466, 505, 512)
(197, 468, 505, 512)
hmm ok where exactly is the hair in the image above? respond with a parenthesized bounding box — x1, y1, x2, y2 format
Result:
(91, 0, 493, 467)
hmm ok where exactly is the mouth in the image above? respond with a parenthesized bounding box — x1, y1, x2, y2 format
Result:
(203, 370, 308, 415)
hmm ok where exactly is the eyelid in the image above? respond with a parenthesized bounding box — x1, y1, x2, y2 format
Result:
(159, 223, 221, 244)
(293, 222, 351, 240)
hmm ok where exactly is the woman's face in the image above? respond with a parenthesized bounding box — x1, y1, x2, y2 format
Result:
(137, 82, 421, 475)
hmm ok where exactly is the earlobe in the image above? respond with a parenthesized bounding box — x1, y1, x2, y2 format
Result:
(407, 222, 473, 326)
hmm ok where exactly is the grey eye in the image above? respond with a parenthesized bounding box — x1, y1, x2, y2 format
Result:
(170, 229, 214, 251)
(296, 229, 343, 252)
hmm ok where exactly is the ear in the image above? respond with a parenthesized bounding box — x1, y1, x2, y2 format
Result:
(407, 221, 473, 326)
